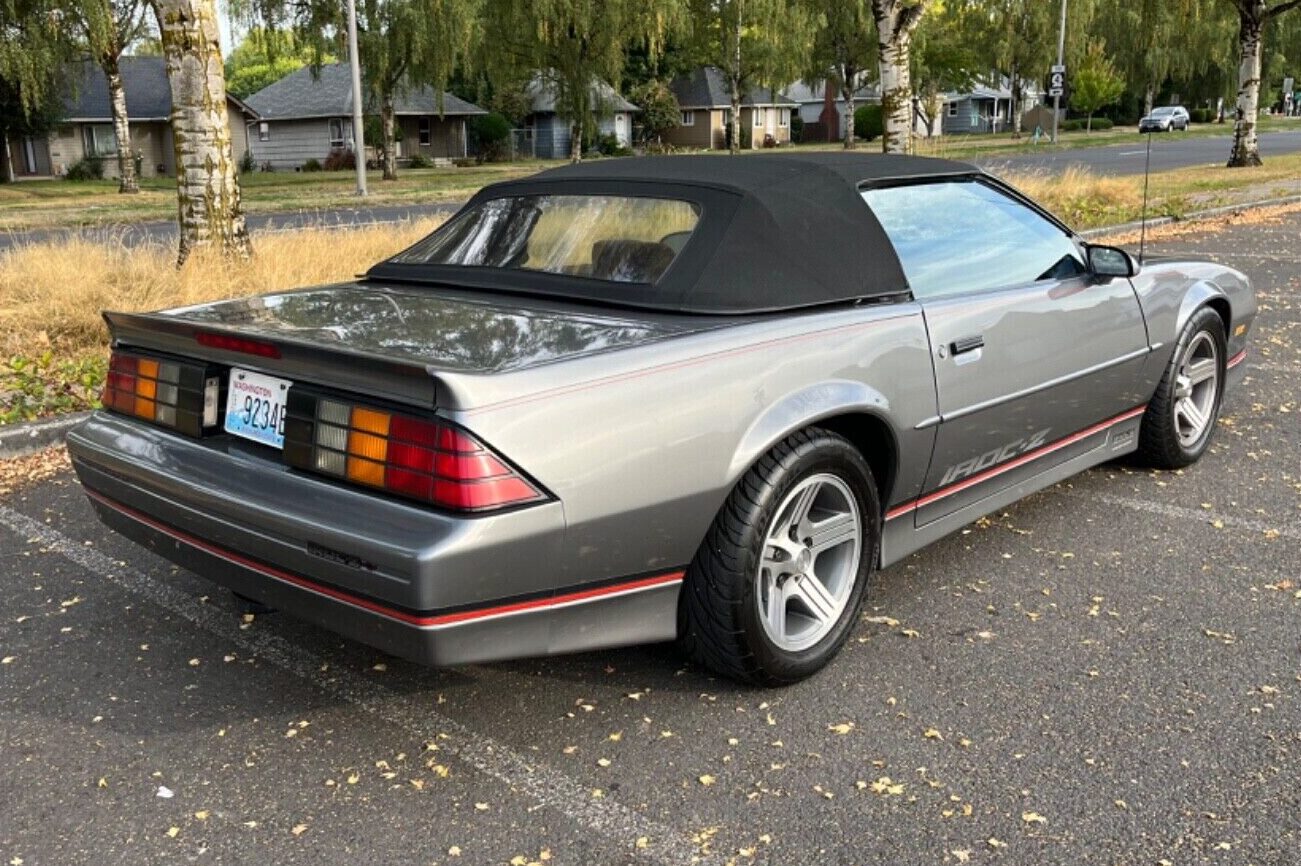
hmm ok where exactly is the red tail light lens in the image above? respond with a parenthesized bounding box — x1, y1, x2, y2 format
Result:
(101, 351, 220, 436)
(195, 331, 281, 358)
(282, 391, 545, 513)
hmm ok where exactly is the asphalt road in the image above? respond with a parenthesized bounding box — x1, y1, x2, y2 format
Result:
(3, 212, 1300, 865)
(974, 128, 1301, 176)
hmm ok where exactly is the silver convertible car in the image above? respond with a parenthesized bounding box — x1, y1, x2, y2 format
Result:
(68, 154, 1254, 684)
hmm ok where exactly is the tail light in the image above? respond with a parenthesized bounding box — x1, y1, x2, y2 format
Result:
(101, 351, 221, 437)
(282, 391, 545, 513)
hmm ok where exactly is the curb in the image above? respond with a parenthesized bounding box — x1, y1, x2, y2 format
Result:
(1080, 193, 1301, 239)
(0, 411, 91, 459)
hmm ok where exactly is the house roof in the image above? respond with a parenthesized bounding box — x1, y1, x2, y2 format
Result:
(245, 63, 487, 120)
(370, 152, 979, 315)
(784, 78, 878, 105)
(669, 67, 799, 111)
(524, 73, 639, 114)
(61, 56, 255, 122)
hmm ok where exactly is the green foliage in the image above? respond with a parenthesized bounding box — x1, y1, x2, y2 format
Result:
(854, 103, 884, 141)
(1070, 39, 1126, 128)
(64, 157, 106, 181)
(406, 152, 431, 168)
(302, 157, 323, 171)
(1, 353, 106, 423)
(1062, 117, 1115, 131)
(470, 111, 511, 161)
(629, 79, 680, 143)
(238, 148, 257, 174)
(804, 0, 876, 145)
(226, 56, 307, 98)
(1191, 107, 1214, 123)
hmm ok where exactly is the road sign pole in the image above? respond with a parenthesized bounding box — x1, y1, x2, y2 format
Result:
(1052, 0, 1067, 144)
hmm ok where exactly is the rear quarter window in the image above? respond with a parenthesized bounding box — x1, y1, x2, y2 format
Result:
(389, 194, 701, 285)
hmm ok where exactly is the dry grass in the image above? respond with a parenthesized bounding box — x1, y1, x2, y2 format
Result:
(0, 218, 443, 358)
(997, 166, 1144, 229)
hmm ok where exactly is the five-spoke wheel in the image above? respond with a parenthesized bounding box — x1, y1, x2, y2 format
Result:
(1138, 306, 1227, 468)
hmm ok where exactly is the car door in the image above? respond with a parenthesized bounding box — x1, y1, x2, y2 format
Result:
(862, 177, 1151, 526)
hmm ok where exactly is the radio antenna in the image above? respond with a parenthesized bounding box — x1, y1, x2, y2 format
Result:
(1138, 130, 1153, 264)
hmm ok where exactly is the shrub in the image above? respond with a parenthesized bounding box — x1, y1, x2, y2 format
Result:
(854, 104, 884, 141)
(1090, 117, 1114, 130)
(302, 157, 323, 172)
(470, 112, 512, 162)
(1, 352, 106, 423)
(322, 149, 355, 171)
(1191, 108, 1213, 124)
(64, 157, 104, 181)
(591, 132, 621, 156)
(790, 114, 804, 141)
(407, 152, 431, 169)
(237, 149, 257, 174)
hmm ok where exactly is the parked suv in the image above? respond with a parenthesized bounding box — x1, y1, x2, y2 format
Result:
(1139, 105, 1190, 132)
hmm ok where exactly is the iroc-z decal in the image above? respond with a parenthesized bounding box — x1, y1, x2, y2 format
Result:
(937, 428, 1052, 488)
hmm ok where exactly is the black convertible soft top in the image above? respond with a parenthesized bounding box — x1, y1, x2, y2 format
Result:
(369, 152, 980, 314)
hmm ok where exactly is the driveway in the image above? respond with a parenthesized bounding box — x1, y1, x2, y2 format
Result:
(2, 211, 1299, 865)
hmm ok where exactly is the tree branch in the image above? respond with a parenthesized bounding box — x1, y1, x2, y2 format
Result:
(1267, 0, 1301, 17)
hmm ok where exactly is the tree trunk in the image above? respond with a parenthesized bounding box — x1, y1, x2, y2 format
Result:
(152, 0, 250, 265)
(1, 133, 14, 183)
(1010, 71, 1023, 138)
(381, 96, 398, 180)
(1087, 112, 1094, 133)
(729, 0, 742, 154)
(570, 120, 582, 163)
(843, 91, 856, 150)
(873, 0, 927, 155)
(1143, 81, 1156, 118)
(1228, 5, 1264, 167)
(103, 55, 139, 194)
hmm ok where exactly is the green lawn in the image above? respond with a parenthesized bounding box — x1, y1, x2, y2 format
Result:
(0, 161, 567, 232)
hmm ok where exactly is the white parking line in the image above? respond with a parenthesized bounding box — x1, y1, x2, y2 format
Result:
(1068, 490, 1301, 541)
(1117, 150, 1147, 156)
(0, 504, 711, 866)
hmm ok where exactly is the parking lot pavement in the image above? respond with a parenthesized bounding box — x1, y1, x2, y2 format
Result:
(2, 212, 1299, 866)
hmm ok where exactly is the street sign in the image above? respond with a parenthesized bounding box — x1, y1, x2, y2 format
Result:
(1049, 70, 1067, 96)
(1049, 88, 1064, 98)
(1051, 64, 1066, 73)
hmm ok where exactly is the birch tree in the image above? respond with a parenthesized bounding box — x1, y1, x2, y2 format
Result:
(804, 0, 876, 149)
(1224, 0, 1301, 166)
(75, 0, 151, 192)
(151, 0, 251, 263)
(690, 0, 814, 154)
(871, 0, 928, 153)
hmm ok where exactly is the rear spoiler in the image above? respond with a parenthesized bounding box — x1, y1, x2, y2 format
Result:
(104, 310, 440, 409)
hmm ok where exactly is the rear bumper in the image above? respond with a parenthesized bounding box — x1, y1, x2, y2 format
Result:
(67, 413, 682, 665)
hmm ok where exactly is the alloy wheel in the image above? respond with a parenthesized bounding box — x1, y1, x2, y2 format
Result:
(1172, 331, 1219, 448)
(755, 474, 862, 653)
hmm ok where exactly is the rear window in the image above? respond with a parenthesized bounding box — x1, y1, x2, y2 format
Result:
(388, 194, 701, 285)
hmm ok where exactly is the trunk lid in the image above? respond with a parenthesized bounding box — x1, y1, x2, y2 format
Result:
(104, 281, 724, 408)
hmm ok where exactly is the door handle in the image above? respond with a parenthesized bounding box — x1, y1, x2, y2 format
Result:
(950, 335, 985, 356)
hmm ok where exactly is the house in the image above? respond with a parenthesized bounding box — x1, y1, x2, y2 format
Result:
(520, 74, 638, 159)
(665, 67, 798, 150)
(785, 78, 879, 142)
(3, 57, 256, 179)
(941, 78, 1043, 135)
(244, 63, 486, 170)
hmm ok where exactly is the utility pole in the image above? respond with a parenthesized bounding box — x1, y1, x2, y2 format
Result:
(1051, 0, 1067, 143)
(345, 0, 367, 196)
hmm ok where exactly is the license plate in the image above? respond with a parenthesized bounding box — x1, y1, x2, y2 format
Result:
(224, 368, 292, 449)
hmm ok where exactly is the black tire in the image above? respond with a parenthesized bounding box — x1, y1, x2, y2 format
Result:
(677, 428, 880, 686)
(1136, 306, 1226, 469)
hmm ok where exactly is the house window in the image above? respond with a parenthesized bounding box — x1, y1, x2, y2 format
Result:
(779, 109, 788, 128)
(258, 121, 270, 141)
(328, 117, 351, 148)
(947, 101, 958, 118)
(82, 124, 117, 157)
(753, 107, 765, 127)
(680, 110, 695, 126)
(419, 117, 431, 146)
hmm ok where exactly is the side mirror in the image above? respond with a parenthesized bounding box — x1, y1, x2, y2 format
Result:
(1088, 244, 1140, 278)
